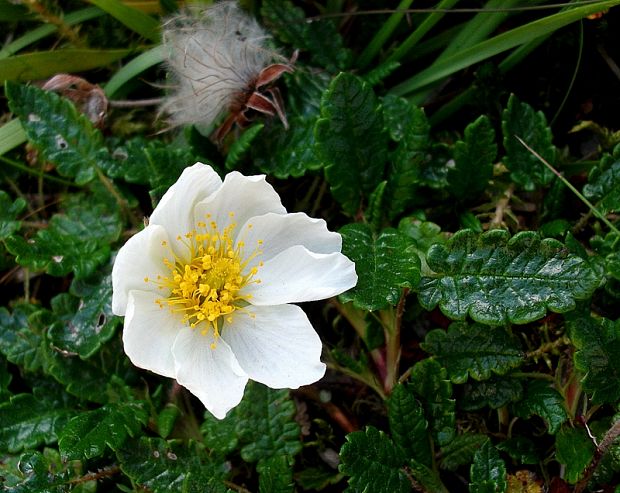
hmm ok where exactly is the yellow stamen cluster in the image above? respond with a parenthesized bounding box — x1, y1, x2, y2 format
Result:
(145, 212, 263, 347)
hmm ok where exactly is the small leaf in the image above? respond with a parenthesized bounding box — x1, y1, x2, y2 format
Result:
(460, 376, 524, 411)
(200, 410, 238, 456)
(388, 384, 431, 466)
(421, 322, 524, 384)
(59, 402, 148, 461)
(448, 115, 496, 200)
(340, 223, 420, 310)
(469, 440, 507, 493)
(496, 436, 541, 465)
(257, 455, 294, 493)
(316, 73, 388, 215)
(568, 315, 620, 404)
(340, 426, 411, 493)
(408, 460, 449, 493)
(502, 94, 555, 191)
(555, 426, 595, 484)
(512, 380, 568, 434)
(0, 304, 48, 372)
(6, 451, 71, 493)
(157, 404, 180, 439)
(418, 229, 601, 325)
(439, 433, 488, 471)
(0, 191, 26, 240)
(225, 123, 263, 170)
(583, 144, 620, 214)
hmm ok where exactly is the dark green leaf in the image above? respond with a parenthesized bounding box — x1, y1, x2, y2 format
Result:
(59, 402, 147, 461)
(398, 217, 444, 254)
(583, 144, 620, 214)
(5, 81, 112, 185)
(555, 426, 595, 484)
(408, 460, 449, 493)
(157, 404, 180, 439)
(6, 451, 71, 493)
(421, 322, 524, 383)
(0, 393, 74, 453)
(388, 383, 431, 466)
(316, 73, 387, 215)
(340, 426, 411, 493)
(0, 191, 26, 240)
(0, 304, 49, 372)
(410, 359, 455, 447)
(200, 410, 239, 456)
(502, 94, 555, 191)
(439, 433, 487, 471)
(340, 224, 420, 310)
(418, 229, 601, 325)
(257, 455, 294, 493)
(225, 123, 263, 170)
(235, 383, 301, 463)
(296, 467, 343, 491)
(459, 376, 523, 411)
(568, 315, 620, 404)
(469, 440, 507, 493)
(366, 181, 388, 231)
(512, 380, 568, 434)
(448, 115, 496, 200)
(496, 436, 541, 464)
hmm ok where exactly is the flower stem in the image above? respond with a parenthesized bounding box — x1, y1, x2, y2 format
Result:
(381, 289, 408, 394)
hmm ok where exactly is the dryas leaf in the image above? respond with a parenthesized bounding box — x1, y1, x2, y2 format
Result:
(469, 440, 507, 493)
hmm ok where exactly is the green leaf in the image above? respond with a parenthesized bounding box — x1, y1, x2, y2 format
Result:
(257, 455, 294, 493)
(502, 94, 555, 191)
(118, 437, 228, 493)
(201, 411, 239, 456)
(0, 393, 74, 453)
(421, 322, 524, 384)
(439, 433, 487, 471)
(340, 224, 421, 310)
(410, 359, 455, 446)
(225, 123, 263, 170)
(86, 0, 159, 42)
(5, 81, 112, 184)
(512, 380, 568, 434)
(59, 402, 148, 461)
(316, 73, 388, 215)
(235, 383, 301, 463)
(469, 440, 507, 493)
(5, 200, 121, 279)
(555, 426, 595, 484)
(0, 191, 25, 240)
(568, 315, 620, 404)
(496, 436, 541, 465)
(6, 451, 71, 493)
(583, 145, 620, 215)
(408, 460, 449, 493)
(388, 384, 431, 466)
(418, 229, 601, 325)
(448, 115, 496, 200)
(261, 0, 351, 71)
(340, 426, 411, 493)
(459, 376, 523, 411)
(157, 404, 180, 439)
(49, 271, 120, 358)
(0, 304, 49, 372)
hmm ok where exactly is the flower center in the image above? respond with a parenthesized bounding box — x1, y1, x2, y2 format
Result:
(145, 212, 263, 347)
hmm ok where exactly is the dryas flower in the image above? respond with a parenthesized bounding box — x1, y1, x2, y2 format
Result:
(112, 163, 357, 418)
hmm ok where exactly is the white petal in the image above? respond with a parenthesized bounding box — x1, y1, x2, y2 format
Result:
(149, 163, 222, 244)
(172, 327, 248, 419)
(194, 172, 286, 235)
(123, 290, 179, 379)
(112, 225, 170, 316)
(235, 212, 342, 263)
(243, 245, 357, 305)
(222, 304, 326, 389)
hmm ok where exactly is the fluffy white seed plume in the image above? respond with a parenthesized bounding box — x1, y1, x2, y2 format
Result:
(161, 1, 286, 130)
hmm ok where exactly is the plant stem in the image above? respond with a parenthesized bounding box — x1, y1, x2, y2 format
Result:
(382, 289, 408, 394)
(574, 418, 620, 493)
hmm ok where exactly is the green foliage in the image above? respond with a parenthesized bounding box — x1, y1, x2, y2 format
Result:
(225, 123, 263, 170)
(583, 144, 620, 214)
(459, 376, 523, 411)
(496, 436, 541, 465)
(0, 191, 26, 239)
(418, 229, 601, 325)
(340, 223, 420, 310)
(439, 433, 488, 471)
(257, 455, 294, 493)
(512, 380, 568, 434)
(555, 426, 595, 484)
(469, 440, 507, 493)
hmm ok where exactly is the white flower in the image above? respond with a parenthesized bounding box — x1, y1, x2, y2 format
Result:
(112, 163, 357, 418)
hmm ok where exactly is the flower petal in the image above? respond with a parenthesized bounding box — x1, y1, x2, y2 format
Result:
(112, 225, 170, 316)
(149, 163, 222, 245)
(194, 171, 286, 234)
(123, 290, 179, 378)
(236, 212, 342, 263)
(222, 304, 326, 389)
(172, 328, 248, 419)
(243, 245, 357, 305)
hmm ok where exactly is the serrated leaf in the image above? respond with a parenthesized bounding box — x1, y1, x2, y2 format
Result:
(583, 144, 620, 214)
(225, 123, 263, 170)
(388, 383, 431, 466)
(5, 81, 112, 185)
(257, 455, 294, 493)
(296, 467, 343, 491)
(502, 94, 555, 191)
(398, 217, 444, 254)
(568, 315, 620, 404)
(366, 180, 388, 231)
(48, 271, 119, 358)
(59, 402, 147, 461)
(157, 404, 180, 439)
(0, 393, 74, 453)
(340, 224, 420, 310)
(469, 440, 507, 493)
(439, 433, 488, 471)
(460, 376, 524, 411)
(235, 383, 301, 463)
(421, 322, 524, 384)
(0, 304, 49, 372)
(261, 0, 351, 71)
(408, 460, 449, 493)
(200, 410, 239, 456)
(316, 73, 388, 215)
(512, 380, 568, 434)
(496, 436, 541, 465)
(410, 359, 455, 446)
(7, 451, 71, 493)
(5, 200, 121, 279)
(418, 229, 601, 325)
(448, 115, 496, 200)
(555, 426, 595, 484)
(340, 426, 411, 493)
(0, 191, 25, 240)
(118, 437, 228, 493)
